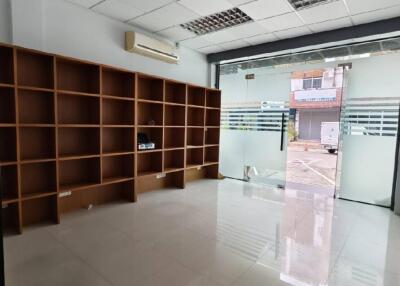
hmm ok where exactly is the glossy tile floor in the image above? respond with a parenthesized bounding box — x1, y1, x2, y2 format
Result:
(4, 179, 400, 286)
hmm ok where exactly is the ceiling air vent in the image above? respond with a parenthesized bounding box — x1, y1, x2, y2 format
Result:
(180, 8, 253, 36)
(287, 0, 339, 10)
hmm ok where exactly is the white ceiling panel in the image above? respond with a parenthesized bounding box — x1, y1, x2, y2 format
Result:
(258, 12, 304, 32)
(245, 33, 279, 45)
(274, 26, 312, 39)
(351, 5, 400, 25)
(198, 45, 225, 54)
(345, 0, 400, 15)
(157, 26, 195, 41)
(204, 30, 238, 44)
(180, 36, 212, 49)
(119, 0, 175, 13)
(178, 0, 233, 16)
(308, 17, 353, 33)
(298, 0, 348, 24)
(67, 0, 102, 8)
(226, 21, 268, 38)
(129, 3, 199, 32)
(228, 0, 254, 6)
(92, 0, 144, 22)
(218, 39, 250, 50)
(239, 0, 293, 20)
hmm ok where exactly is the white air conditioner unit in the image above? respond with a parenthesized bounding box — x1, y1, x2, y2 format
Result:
(125, 31, 179, 64)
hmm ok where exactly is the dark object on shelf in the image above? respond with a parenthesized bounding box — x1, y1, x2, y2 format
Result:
(137, 133, 155, 150)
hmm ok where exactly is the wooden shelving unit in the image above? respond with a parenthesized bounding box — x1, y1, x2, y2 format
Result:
(0, 44, 221, 234)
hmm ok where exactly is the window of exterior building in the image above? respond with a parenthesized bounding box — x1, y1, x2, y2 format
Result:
(303, 77, 322, 89)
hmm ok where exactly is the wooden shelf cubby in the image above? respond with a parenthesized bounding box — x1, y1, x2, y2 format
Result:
(17, 50, 54, 89)
(187, 127, 204, 147)
(165, 104, 185, 126)
(205, 146, 219, 164)
(186, 148, 204, 168)
(102, 98, 134, 125)
(0, 127, 17, 163)
(102, 154, 134, 183)
(165, 81, 186, 104)
(56, 58, 100, 94)
(206, 90, 221, 108)
(102, 127, 134, 154)
(18, 89, 54, 124)
(0, 46, 14, 84)
(205, 127, 220, 145)
(164, 149, 185, 172)
(1, 164, 18, 202)
(137, 127, 163, 151)
(102, 68, 134, 99)
(206, 109, 221, 126)
(164, 127, 185, 149)
(58, 93, 99, 125)
(58, 127, 100, 158)
(187, 107, 205, 126)
(138, 75, 163, 102)
(188, 86, 205, 107)
(137, 101, 163, 126)
(20, 161, 57, 200)
(0, 43, 220, 234)
(59, 157, 100, 191)
(0, 87, 15, 123)
(19, 127, 55, 160)
(137, 151, 163, 177)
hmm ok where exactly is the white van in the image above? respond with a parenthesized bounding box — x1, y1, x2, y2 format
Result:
(321, 122, 339, 154)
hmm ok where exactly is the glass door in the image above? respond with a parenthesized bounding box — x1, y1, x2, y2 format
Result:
(336, 66, 399, 206)
(220, 66, 291, 188)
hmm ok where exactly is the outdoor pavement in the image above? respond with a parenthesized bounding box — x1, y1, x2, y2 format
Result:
(285, 144, 338, 196)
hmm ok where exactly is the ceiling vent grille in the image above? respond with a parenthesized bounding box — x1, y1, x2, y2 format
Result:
(287, 0, 339, 10)
(180, 8, 253, 36)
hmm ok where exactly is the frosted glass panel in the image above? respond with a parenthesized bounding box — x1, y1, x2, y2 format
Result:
(339, 135, 396, 206)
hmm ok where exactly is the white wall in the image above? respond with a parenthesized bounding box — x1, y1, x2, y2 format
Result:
(9, 0, 209, 86)
(0, 0, 11, 43)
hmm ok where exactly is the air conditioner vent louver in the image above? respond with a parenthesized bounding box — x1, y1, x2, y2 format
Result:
(287, 0, 339, 10)
(125, 31, 179, 64)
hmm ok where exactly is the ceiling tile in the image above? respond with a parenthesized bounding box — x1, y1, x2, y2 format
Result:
(204, 30, 238, 44)
(226, 21, 268, 38)
(129, 3, 199, 32)
(239, 0, 293, 20)
(274, 26, 312, 39)
(244, 33, 279, 45)
(157, 26, 195, 41)
(178, 0, 233, 16)
(346, 0, 400, 15)
(180, 36, 212, 49)
(258, 12, 304, 32)
(297, 1, 348, 24)
(67, 0, 102, 8)
(218, 39, 249, 50)
(351, 5, 400, 25)
(119, 0, 175, 13)
(228, 0, 254, 6)
(308, 17, 353, 33)
(92, 0, 144, 22)
(198, 45, 224, 54)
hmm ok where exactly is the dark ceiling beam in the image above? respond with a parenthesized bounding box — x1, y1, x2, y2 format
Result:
(207, 16, 400, 63)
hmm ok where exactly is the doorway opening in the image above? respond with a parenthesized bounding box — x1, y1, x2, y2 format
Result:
(285, 68, 343, 197)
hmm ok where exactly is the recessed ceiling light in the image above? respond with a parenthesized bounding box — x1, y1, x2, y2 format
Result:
(287, 0, 339, 11)
(180, 8, 253, 36)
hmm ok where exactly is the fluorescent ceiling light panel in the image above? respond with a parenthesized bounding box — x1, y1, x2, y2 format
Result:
(287, 0, 339, 10)
(180, 8, 253, 35)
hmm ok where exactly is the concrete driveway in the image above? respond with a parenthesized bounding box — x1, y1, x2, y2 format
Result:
(285, 144, 338, 196)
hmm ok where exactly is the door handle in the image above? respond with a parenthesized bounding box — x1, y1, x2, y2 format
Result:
(280, 112, 285, 151)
